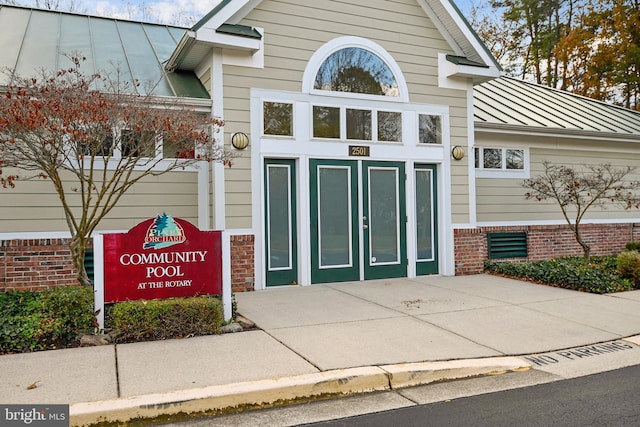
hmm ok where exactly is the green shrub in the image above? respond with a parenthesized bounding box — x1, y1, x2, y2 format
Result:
(626, 242, 640, 251)
(617, 251, 640, 285)
(110, 296, 224, 343)
(485, 256, 634, 294)
(0, 286, 94, 354)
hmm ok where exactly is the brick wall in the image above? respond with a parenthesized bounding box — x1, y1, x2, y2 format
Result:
(230, 234, 255, 293)
(1, 234, 257, 293)
(0, 239, 77, 292)
(454, 223, 640, 275)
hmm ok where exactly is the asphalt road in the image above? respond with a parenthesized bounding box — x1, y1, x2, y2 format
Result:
(302, 364, 640, 427)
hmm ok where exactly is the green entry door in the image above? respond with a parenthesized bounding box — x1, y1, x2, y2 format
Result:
(415, 164, 438, 275)
(265, 159, 298, 287)
(310, 159, 407, 284)
(363, 161, 407, 280)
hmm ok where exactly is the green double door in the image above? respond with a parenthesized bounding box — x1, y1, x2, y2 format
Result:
(264, 159, 438, 287)
(310, 159, 408, 284)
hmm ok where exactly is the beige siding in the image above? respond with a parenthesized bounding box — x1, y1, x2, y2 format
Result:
(0, 169, 199, 233)
(223, 0, 470, 227)
(476, 135, 640, 223)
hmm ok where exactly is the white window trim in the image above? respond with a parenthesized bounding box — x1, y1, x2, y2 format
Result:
(416, 112, 444, 145)
(66, 129, 200, 172)
(475, 146, 530, 179)
(302, 36, 410, 102)
(261, 99, 296, 140)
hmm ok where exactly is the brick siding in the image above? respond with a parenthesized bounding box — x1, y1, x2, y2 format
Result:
(0, 239, 77, 292)
(2, 224, 636, 290)
(454, 223, 640, 275)
(230, 234, 255, 293)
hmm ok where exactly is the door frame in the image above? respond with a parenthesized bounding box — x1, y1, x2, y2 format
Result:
(251, 88, 455, 290)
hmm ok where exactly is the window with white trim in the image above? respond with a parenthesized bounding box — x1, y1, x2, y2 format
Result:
(263, 101, 294, 137)
(475, 147, 529, 178)
(311, 105, 402, 143)
(313, 47, 399, 97)
(77, 129, 195, 160)
(418, 114, 442, 144)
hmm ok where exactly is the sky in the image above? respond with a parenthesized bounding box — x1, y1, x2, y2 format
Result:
(6, 0, 478, 25)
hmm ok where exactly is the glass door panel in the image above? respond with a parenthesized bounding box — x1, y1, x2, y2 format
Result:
(319, 166, 353, 268)
(310, 160, 359, 283)
(368, 168, 400, 264)
(363, 161, 406, 280)
(415, 164, 438, 275)
(265, 160, 297, 286)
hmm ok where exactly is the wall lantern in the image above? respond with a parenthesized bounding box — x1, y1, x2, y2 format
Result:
(231, 132, 249, 150)
(451, 145, 465, 161)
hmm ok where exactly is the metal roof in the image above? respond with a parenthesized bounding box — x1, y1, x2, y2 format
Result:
(0, 5, 210, 99)
(474, 76, 640, 137)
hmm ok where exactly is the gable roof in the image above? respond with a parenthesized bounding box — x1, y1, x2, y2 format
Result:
(0, 5, 209, 99)
(474, 76, 640, 140)
(166, 0, 500, 75)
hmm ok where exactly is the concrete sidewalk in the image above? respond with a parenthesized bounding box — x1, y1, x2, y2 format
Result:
(3, 274, 640, 426)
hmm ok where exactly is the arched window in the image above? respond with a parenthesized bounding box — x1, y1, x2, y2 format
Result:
(314, 47, 399, 97)
(303, 37, 409, 102)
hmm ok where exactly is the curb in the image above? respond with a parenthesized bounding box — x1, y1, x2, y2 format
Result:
(69, 357, 531, 426)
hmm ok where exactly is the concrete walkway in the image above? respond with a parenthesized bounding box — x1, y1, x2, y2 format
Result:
(3, 274, 640, 426)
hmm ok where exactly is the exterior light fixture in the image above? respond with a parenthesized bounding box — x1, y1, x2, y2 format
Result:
(231, 132, 249, 150)
(451, 145, 465, 160)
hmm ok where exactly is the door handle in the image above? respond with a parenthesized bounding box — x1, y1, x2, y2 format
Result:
(363, 224, 368, 229)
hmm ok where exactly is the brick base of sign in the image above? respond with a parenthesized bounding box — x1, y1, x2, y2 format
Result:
(454, 223, 640, 275)
(0, 238, 77, 292)
(230, 234, 255, 293)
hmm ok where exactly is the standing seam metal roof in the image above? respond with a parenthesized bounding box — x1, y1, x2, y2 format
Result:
(0, 5, 209, 99)
(474, 76, 640, 136)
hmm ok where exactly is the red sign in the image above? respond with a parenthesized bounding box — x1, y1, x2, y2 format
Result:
(103, 214, 222, 303)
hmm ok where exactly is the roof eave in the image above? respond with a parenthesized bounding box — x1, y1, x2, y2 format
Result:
(443, 55, 501, 85)
(165, 30, 197, 72)
(475, 121, 640, 143)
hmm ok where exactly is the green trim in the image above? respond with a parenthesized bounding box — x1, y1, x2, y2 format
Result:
(264, 159, 298, 287)
(446, 54, 489, 69)
(415, 164, 439, 275)
(217, 23, 262, 39)
(310, 159, 360, 284)
(362, 161, 407, 280)
(191, 0, 232, 31)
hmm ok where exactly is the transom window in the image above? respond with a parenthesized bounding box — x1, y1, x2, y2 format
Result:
(312, 105, 402, 143)
(263, 102, 293, 136)
(314, 47, 399, 97)
(418, 114, 442, 145)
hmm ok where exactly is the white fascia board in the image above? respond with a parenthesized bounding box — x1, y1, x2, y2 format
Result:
(438, 0, 501, 70)
(439, 54, 500, 86)
(165, 30, 197, 71)
(199, 0, 254, 29)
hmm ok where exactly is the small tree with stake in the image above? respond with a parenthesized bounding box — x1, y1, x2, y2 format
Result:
(523, 162, 640, 262)
(0, 54, 231, 286)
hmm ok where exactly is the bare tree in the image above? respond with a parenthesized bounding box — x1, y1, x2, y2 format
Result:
(523, 162, 640, 261)
(0, 54, 231, 286)
(0, 0, 86, 13)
